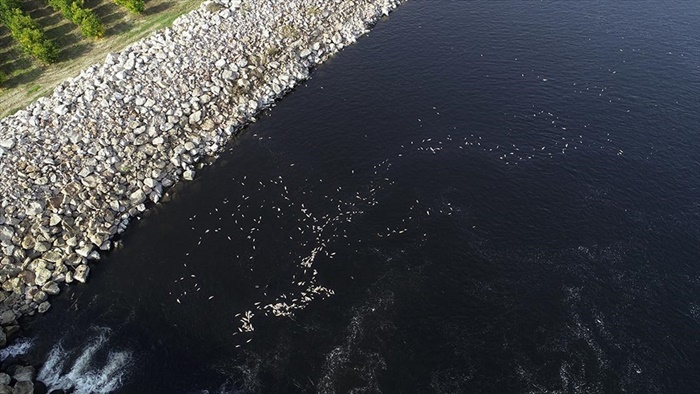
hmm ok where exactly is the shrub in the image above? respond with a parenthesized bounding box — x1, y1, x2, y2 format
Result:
(47, 0, 104, 38)
(74, 6, 104, 38)
(0, 1, 58, 64)
(113, 0, 144, 14)
(0, 0, 18, 11)
(47, 0, 74, 18)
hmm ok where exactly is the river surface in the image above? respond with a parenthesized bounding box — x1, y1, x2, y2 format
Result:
(4, 1, 700, 392)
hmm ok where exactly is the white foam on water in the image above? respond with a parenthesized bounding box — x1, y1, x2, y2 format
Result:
(37, 328, 132, 394)
(191, 381, 235, 394)
(0, 337, 33, 360)
(37, 343, 67, 388)
(316, 291, 394, 394)
(70, 351, 132, 394)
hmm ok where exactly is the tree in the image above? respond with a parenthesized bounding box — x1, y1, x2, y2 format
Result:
(113, 0, 144, 14)
(47, 0, 104, 38)
(0, 1, 58, 64)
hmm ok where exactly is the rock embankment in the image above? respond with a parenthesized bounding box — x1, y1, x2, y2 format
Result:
(0, 0, 403, 340)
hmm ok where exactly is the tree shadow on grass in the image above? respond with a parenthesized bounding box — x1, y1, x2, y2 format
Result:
(2, 67, 44, 90)
(144, 1, 176, 16)
(100, 8, 130, 27)
(0, 30, 18, 63)
(57, 42, 92, 63)
(20, 0, 77, 46)
(105, 16, 137, 36)
(0, 53, 33, 75)
(90, 1, 134, 36)
(20, 0, 56, 20)
(93, 2, 127, 21)
(0, 25, 37, 87)
(44, 23, 84, 52)
(107, 19, 137, 36)
(30, 10, 65, 29)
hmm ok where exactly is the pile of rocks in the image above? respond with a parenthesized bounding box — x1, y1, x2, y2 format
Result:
(0, 365, 44, 394)
(0, 0, 403, 345)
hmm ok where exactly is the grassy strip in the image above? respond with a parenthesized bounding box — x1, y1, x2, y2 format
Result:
(0, 0, 57, 63)
(47, 0, 105, 38)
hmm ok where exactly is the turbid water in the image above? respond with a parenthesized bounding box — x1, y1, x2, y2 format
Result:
(3, 0, 700, 392)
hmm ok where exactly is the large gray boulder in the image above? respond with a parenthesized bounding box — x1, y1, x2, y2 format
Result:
(11, 381, 33, 394)
(34, 267, 52, 287)
(12, 365, 35, 382)
(0, 227, 13, 243)
(129, 189, 146, 205)
(41, 282, 60, 296)
(0, 310, 15, 326)
(74, 264, 90, 283)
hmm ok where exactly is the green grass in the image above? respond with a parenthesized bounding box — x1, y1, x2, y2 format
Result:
(0, 0, 202, 118)
(122, 8, 180, 40)
(25, 84, 41, 95)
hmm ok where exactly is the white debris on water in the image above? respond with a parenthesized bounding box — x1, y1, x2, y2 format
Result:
(238, 310, 254, 332)
(166, 154, 397, 341)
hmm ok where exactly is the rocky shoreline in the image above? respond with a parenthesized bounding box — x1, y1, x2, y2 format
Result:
(0, 0, 403, 358)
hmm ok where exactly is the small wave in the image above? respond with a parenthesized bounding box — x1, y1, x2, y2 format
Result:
(0, 337, 33, 360)
(191, 380, 237, 394)
(317, 291, 394, 393)
(37, 328, 132, 394)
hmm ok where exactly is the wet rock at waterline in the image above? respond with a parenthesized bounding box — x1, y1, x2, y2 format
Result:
(11, 365, 36, 383)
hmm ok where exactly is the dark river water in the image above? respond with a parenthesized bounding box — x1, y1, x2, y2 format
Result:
(3, 1, 700, 392)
